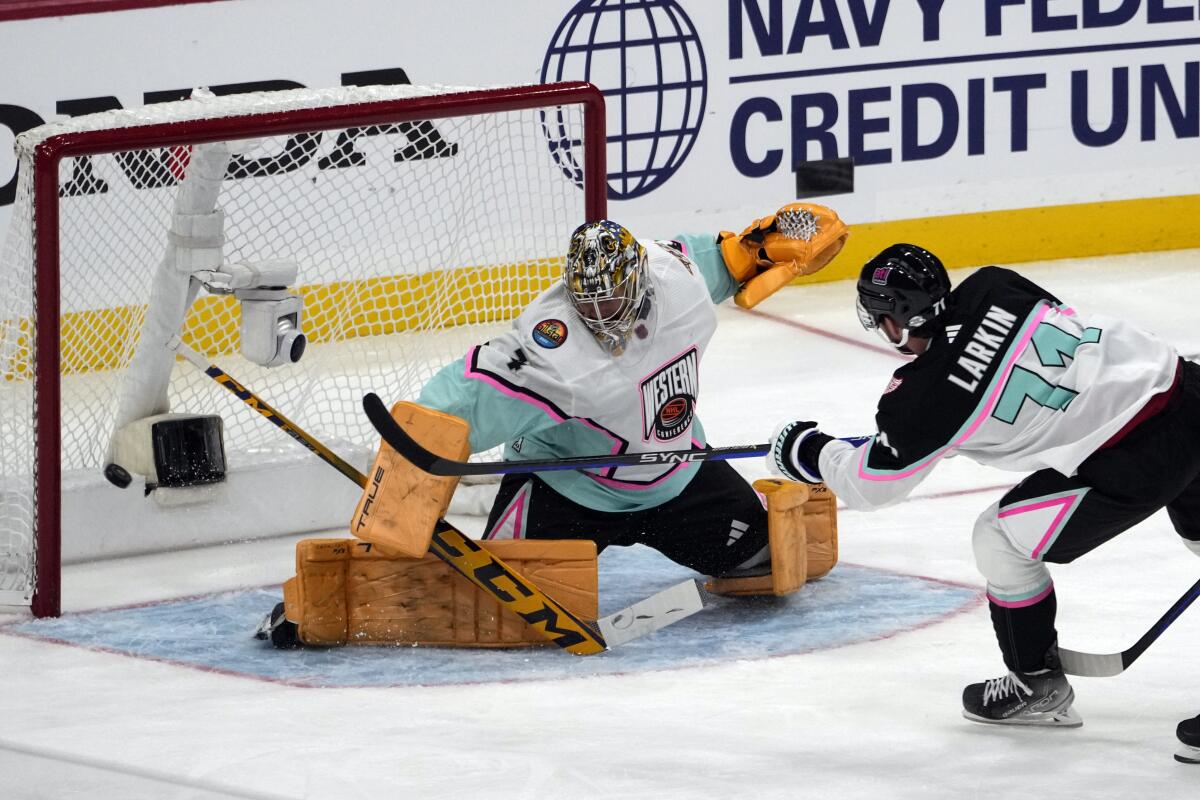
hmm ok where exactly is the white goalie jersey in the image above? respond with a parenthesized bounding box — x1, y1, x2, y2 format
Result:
(419, 237, 736, 513)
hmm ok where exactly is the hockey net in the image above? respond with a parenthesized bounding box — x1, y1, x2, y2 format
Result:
(0, 82, 606, 616)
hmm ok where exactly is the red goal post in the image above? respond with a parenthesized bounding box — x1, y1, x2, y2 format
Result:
(0, 81, 607, 617)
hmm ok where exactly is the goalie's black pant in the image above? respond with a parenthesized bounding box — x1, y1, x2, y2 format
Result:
(482, 460, 769, 576)
(982, 359, 1200, 672)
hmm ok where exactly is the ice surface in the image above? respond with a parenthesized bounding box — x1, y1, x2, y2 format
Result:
(4, 551, 978, 689)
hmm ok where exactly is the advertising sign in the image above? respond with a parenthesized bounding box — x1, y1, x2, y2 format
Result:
(2, 0, 1198, 271)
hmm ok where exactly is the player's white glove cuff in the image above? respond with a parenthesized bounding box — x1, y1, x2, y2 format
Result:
(767, 420, 827, 484)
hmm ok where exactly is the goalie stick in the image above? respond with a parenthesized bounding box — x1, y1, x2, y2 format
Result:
(362, 392, 769, 476)
(170, 340, 701, 654)
(1059, 576, 1200, 677)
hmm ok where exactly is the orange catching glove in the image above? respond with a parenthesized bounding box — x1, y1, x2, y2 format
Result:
(717, 203, 849, 309)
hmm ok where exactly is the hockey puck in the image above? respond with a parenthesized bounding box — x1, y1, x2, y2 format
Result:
(103, 463, 132, 489)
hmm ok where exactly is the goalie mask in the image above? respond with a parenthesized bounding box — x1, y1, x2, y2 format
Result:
(856, 243, 951, 353)
(564, 220, 648, 354)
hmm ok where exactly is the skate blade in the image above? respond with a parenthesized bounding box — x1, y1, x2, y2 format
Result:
(252, 610, 274, 640)
(1175, 744, 1200, 764)
(962, 704, 1083, 728)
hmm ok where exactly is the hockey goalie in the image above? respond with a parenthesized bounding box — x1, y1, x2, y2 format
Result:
(267, 205, 846, 648)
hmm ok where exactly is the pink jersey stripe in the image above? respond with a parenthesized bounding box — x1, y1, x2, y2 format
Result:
(998, 494, 1081, 560)
(988, 581, 1054, 609)
(484, 485, 528, 540)
(463, 347, 623, 454)
(464, 347, 704, 488)
(857, 304, 1051, 482)
(583, 437, 704, 491)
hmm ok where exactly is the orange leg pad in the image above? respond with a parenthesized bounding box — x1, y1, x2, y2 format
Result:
(286, 537, 598, 647)
(704, 479, 839, 596)
(801, 482, 839, 580)
(707, 479, 810, 596)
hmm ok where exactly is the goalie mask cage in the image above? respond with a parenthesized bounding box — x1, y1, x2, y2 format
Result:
(0, 81, 607, 617)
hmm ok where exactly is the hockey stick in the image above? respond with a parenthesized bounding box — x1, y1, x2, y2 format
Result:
(362, 392, 769, 476)
(1059, 576, 1200, 677)
(172, 341, 701, 653)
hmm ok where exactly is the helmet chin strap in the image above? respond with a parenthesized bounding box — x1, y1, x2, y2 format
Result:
(874, 324, 912, 353)
(895, 328, 920, 355)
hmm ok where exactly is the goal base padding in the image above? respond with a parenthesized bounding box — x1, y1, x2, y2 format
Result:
(0, 590, 33, 608)
(59, 449, 367, 563)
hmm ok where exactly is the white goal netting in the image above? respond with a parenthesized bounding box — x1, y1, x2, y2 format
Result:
(0, 82, 601, 614)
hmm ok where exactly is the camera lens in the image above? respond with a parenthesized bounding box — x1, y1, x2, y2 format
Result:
(289, 332, 307, 363)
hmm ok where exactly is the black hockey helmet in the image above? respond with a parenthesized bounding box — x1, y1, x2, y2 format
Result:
(856, 243, 951, 350)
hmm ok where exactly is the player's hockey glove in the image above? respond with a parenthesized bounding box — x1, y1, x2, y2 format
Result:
(768, 420, 835, 484)
(717, 202, 849, 310)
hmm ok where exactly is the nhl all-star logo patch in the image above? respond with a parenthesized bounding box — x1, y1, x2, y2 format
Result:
(532, 319, 568, 349)
(640, 348, 698, 441)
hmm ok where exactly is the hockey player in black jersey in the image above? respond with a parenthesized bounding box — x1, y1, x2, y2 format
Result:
(769, 244, 1200, 744)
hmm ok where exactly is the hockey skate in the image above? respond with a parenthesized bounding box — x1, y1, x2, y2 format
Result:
(962, 668, 1082, 728)
(253, 602, 300, 649)
(1175, 713, 1200, 763)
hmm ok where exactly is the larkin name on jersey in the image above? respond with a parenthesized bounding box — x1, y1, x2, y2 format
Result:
(946, 304, 1018, 394)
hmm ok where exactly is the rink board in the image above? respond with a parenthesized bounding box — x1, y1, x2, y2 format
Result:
(0, 546, 980, 688)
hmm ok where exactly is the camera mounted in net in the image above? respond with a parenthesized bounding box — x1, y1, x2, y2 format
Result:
(196, 259, 306, 367)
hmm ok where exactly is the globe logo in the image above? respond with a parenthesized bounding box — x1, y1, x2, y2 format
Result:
(541, 0, 707, 200)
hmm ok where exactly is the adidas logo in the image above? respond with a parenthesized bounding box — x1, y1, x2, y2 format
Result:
(726, 519, 749, 546)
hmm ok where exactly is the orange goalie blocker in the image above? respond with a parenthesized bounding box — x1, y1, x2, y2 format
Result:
(705, 478, 839, 596)
(350, 401, 469, 557)
(281, 537, 599, 647)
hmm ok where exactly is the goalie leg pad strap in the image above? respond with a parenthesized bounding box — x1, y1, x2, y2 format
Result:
(286, 537, 598, 647)
(351, 401, 469, 558)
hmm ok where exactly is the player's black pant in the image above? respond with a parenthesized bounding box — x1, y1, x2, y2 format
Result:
(991, 359, 1200, 672)
(482, 460, 769, 576)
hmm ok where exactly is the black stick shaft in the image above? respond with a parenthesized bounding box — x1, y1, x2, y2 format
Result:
(1123, 576, 1200, 667)
(1061, 575, 1200, 676)
(362, 392, 768, 476)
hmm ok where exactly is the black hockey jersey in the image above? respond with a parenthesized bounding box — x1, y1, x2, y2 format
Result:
(818, 267, 1179, 510)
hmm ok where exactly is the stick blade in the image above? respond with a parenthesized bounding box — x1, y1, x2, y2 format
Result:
(1059, 647, 1125, 677)
(596, 579, 704, 648)
(361, 392, 444, 474)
